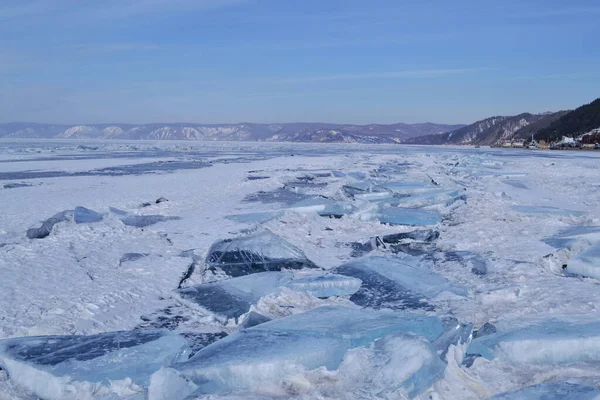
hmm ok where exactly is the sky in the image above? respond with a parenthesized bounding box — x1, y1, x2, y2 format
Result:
(1, 0, 599, 125)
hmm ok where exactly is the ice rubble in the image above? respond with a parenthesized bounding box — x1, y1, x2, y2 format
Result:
(467, 320, 600, 365)
(176, 272, 294, 322)
(333, 256, 467, 310)
(0, 330, 190, 400)
(204, 230, 319, 278)
(151, 306, 446, 398)
(490, 382, 600, 399)
(565, 242, 600, 280)
(73, 206, 103, 223)
(26, 210, 70, 239)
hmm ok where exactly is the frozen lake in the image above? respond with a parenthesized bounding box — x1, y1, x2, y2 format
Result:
(1, 139, 600, 399)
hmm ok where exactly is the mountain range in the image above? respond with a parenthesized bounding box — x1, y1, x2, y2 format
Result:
(1, 97, 598, 146)
(0, 122, 464, 144)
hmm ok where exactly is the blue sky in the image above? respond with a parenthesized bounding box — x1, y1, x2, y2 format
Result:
(1, 0, 599, 124)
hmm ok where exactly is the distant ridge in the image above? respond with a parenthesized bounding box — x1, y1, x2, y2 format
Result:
(0, 122, 465, 144)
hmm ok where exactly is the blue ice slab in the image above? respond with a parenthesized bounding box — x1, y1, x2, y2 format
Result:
(490, 382, 600, 400)
(119, 252, 148, 265)
(238, 312, 271, 330)
(341, 181, 387, 198)
(395, 188, 466, 208)
(334, 256, 466, 311)
(512, 205, 585, 217)
(467, 320, 600, 365)
(543, 226, 600, 249)
(284, 274, 362, 298)
(176, 272, 294, 322)
(73, 206, 103, 224)
(287, 197, 355, 217)
(26, 211, 69, 239)
(0, 330, 190, 400)
(360, 206, 443, 226)
(170, 306, 445, 395)
(502, 180, 529, 189)
(566, 242, 600, 280)
(225, 211, 284, 224)
(205, 230, 319, 278)
(121, 214, 181, 227)
(379, 181, 438, 195)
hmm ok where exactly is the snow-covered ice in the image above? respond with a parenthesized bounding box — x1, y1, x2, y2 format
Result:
(2, 140, 600, 399)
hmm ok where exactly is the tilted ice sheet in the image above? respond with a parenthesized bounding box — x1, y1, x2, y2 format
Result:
(334, 256, 467, 311)
(175, 272, 294, 322)
(155, 306, 445, 397)
(490, 382, 600, 400)
(566, 242, 600, 280)
(283, 274, 362, 298)
(204, 230, 318, 278)
(0, 330, 190, 400)
(467, 320, 600, 365)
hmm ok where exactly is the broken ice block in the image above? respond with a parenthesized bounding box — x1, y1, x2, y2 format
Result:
(121, 214, 181, 228)
(379, 181, 437, 195)
(176, 272, 294, 322)
(26, 211, 69, 239)
(359, 207, 443, 226)
(205, 230, 318, 278)
(467, 320, 600, 365)
(287, 197, 355, 218)
(566, 242, 600, 280)
(334, 256, 466, 310)
(284, 274, 362, 298)
(73, 206, 103, 224)
(490, 382, 600, 400)
(350, 229, 439, 257)
(162, 306, 444, 396)
(225, 211, 284, 224)
(238, 312, 271, 330)
(512, 205, 585, 217)
(543, 226, 600, 249)
(341, 182, 387, 198)
(0, 330, 190, 400)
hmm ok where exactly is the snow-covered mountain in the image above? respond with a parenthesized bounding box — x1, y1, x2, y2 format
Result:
(405, 112, 567, 145)
(0, 122, 464, 144)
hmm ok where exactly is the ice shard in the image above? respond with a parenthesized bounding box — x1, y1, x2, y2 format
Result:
(73, 206, 103, 224)
(176, 272, 294, 322)
(334, 256, 467, 310)
(204, 230, 319, 278)
(467, 320, 600, 365)
(26, 211, 70, 239)
(284, 274, 362, 298)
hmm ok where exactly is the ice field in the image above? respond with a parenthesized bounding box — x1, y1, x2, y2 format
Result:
(1, 139, 600, 399)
